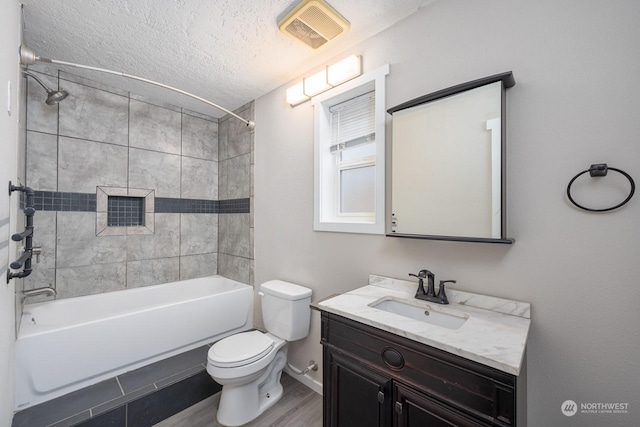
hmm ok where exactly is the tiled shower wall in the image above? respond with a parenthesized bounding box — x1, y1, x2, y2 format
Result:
(22, 68, 254, 302)
(218, 103, 254, 285)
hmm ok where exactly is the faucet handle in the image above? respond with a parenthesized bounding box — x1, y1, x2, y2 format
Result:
(438, 280, 456, 304)
(409, 272, 426, 295)
(411, 269, 431, 278)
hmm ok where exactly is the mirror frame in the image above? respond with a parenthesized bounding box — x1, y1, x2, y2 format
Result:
(387, 71, 515, 244)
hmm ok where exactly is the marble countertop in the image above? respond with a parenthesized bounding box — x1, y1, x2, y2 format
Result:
(314, 275, 531, 376)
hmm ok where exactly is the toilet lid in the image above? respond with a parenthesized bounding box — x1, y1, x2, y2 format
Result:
(209, 330, 274, 367)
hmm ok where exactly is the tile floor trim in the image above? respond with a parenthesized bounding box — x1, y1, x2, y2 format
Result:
(12, 345, 218, 427)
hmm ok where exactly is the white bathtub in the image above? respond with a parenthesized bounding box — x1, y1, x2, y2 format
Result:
(14, 275, 253, 410)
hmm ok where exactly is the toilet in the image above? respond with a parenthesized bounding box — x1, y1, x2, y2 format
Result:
(206, 280, 312, 426)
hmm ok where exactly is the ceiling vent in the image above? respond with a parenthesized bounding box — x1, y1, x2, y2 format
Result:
(278, 0, 350, 49)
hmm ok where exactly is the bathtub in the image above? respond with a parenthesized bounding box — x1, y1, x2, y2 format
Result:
(14, 275, 253, 410)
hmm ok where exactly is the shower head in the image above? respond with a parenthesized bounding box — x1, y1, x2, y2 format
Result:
(22, 70, 69, 105)
(45, 88, 69, 105)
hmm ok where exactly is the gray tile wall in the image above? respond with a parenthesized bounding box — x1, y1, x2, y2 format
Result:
(21, 69, 253, 301)
(217, 102, 255, 286)
(15, 69, 28, 331)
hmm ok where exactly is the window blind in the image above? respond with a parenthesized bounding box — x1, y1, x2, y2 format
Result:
(330, 91, 375, 153)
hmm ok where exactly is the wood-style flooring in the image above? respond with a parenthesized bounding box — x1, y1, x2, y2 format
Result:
(154, 373, 322, 427)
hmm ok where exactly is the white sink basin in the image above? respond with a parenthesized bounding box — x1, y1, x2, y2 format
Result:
(370, 298, 468, 330)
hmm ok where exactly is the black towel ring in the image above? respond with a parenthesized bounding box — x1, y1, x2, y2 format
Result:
(567, 163, 635, 212)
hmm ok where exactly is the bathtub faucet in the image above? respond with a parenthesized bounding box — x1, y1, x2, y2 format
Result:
(23, 287, 56, 298)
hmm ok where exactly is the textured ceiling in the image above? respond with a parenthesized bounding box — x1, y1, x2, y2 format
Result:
(21, 0, 434, 119)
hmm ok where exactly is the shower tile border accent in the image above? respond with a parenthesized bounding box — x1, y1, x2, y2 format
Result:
(29, 191, 97, 212)
(155, 197, 250, 213)
(155, 197, 215, 213)
(30, 190, 250, 214)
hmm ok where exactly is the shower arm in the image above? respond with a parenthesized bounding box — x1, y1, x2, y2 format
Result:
(19, 45, 255, 129)
(22, 70, 51, 92)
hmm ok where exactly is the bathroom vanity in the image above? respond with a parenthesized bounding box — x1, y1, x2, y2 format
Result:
(314, 275, 530, 427)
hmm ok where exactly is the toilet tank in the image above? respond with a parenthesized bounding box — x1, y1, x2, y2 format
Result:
(260, 280, 312, 341)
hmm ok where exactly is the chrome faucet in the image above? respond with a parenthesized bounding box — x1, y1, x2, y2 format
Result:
(22, 287, 56, 298)
(409, 270, 455, 304)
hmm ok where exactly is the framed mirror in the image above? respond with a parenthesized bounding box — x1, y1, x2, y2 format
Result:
(387, 72, 515, 243)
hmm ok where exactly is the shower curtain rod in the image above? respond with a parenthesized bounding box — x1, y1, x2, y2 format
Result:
(19, 44, 255, 129)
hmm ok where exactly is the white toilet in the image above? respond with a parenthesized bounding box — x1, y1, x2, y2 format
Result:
(206, 280, 312, 426)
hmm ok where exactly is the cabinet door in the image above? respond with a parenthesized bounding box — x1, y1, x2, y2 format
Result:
(394, 384, 490, 427)
(325, 351, 392, 427)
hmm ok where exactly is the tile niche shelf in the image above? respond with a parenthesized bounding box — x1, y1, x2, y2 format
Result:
(96, 186, 155, 236)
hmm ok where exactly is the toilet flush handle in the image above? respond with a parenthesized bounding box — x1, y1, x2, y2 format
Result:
(258, 291, 265, 297)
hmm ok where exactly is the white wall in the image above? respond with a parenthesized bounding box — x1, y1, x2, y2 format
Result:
(0, 0, 22, 425)
(255, 0, 640, 425)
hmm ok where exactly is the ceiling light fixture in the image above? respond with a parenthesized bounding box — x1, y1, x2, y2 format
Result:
(286, 55, 362, 107)
(303, 69, 332, 97)
(327, 55, 362, 86)
(286, 82, 309, 107)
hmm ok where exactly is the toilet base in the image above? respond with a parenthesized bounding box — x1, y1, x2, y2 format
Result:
(216, 349, 287, 426)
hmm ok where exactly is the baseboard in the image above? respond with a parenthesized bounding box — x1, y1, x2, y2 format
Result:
(284, 365, 323, 396)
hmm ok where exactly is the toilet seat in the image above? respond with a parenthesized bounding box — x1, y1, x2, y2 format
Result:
(209, 331, 274, 368)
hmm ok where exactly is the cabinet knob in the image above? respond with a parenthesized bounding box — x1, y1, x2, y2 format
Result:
(395, 402, 403, 414)
(377, 391, 385, 403)
(381, 347, 404, 369)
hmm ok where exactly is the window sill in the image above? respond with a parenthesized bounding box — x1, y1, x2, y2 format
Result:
(314, 220, 384, 235)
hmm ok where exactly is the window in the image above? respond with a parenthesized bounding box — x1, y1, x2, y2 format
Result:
(312, 64, 389, 234)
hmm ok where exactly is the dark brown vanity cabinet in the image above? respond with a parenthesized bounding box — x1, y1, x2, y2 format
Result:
(326, 351, 392, 426)
(321, 312, 525, 427)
